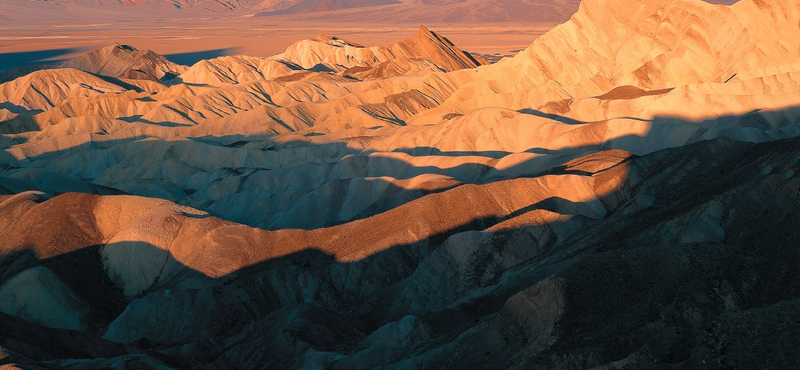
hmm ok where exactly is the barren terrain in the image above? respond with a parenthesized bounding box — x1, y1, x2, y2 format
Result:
(0, 0, 797, 369)
(0, 0, 738, 71)
(0, 22, 546, 72)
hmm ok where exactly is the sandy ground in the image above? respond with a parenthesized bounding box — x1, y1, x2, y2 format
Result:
(0, 17, 551, 71)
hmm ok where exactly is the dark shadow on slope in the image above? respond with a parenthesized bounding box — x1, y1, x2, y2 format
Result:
(0, 48, 87, 72)
(88, 72, 148, 92)
(0, 59, 174, 86)
(0, 310, 183, 369)
(391, 145, 618, 159)
(119, 115, 193, 127)
(0, 183, 616, 367)
(519, 108, 653, 125)
(2, 134, 800, 368)
(3, 106, 800, 231)
(519, 108, 588, 125)
(392, 146, 513, 158)
(0, 135, 148, 197)
(0, 104, 42, 135)
(309, 63, 336, 73)
(0, 124, 643, 230)
(1, 100, 800, 367)
(164, 48, 239, 66)
(0, 102, 43, 116)
(0, 140, 800, 368)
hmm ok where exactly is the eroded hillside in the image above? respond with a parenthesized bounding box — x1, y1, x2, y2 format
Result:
(0, 0, 798, 369)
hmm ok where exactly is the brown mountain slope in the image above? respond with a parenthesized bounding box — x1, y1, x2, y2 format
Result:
(1, 0, 798, 233)
(0, 135, 798, 368)
(434, 0, 800, 115)
(178, 26, 485, 85)
(0, 44, 187, 84)
(275, 26, 486, 77)
(61, 44, 187, 81)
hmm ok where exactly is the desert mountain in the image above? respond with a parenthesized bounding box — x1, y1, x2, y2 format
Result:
(276, 26, 486, 76)
(257, 0, 400, 14)
(0, 0, 798, 369)
(177, 26, 485, 85)
(251, 0, 586, 24)
(256, 0, 585, 24)
(61, 44, 188, 81)
(26, 0, 260, 11)
(1, 0, 797, 230)
(0, 2, 794, 229)
(2, 0, 739, 24)
(0, 44, 187, 84)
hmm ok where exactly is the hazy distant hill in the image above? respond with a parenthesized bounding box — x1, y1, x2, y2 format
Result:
(22, 0, 259, 11)
(256, 0, 741, 24)
(258, 0, 585, 24)
(257, 0, 400, 14)
(2, 0, 740, 23)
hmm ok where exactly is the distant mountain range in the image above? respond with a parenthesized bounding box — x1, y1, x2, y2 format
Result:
(257, 0, 401, 14)
(7, 0, 405, 13)
(3, 0, 740, 23)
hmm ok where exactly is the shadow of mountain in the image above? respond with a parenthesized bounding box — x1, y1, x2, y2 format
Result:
(164, 48, 239, 66)
(0, 48, 88, 72)
(3, 105, 800, 232)
(519, 108, 588, 125)
(0, 310, 184, 368)
(0, 102, 43, 116)
(0, 132, 798, 369)
(0, 125, 645, 230)
(119, 115, 193, 127)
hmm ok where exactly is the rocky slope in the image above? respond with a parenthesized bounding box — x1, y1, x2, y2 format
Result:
(0, 0, 797, 369)
(178, 26, 486, 85)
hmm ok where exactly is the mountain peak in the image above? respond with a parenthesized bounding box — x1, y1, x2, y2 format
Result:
(59, 44, 186, 81)
(0, 44, 186, 84)
(112, 43, 138, 52)
(270, 27, 485, 80)
(311, 34, 364, 48)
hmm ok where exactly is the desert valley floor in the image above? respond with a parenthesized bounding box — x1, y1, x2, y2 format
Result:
(0, 0, 798, 369)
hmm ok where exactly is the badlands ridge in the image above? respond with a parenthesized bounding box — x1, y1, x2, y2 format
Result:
(0, 0, 799, 368)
